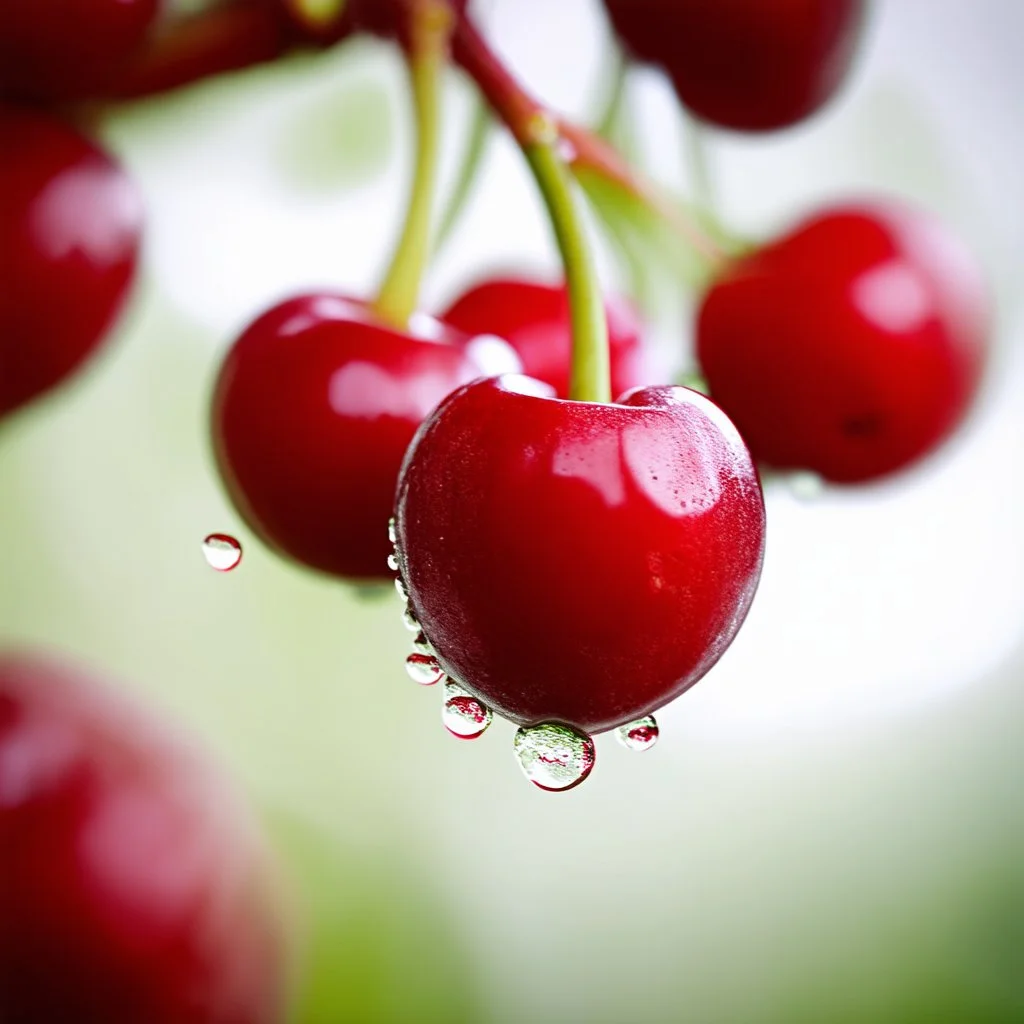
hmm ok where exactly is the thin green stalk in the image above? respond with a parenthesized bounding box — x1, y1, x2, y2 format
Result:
(433, 88, 491, 254)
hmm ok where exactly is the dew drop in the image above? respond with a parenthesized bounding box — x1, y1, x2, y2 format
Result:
(387, 552, 400, 572)
(616, 715, 659, 752)
(395, 576, 409, 602)
(402, 606, 420, 632)
(413, 630, 434, 655)
(405, 653, 444, 686)
(442, 680, 492, 739)
(388, 517, 397, 544)
(513, 722, 595, 792)
(202, 533, 242, 572)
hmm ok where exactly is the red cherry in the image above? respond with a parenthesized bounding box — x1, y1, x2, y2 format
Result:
(0, 0, 160, 102)
(696, 201, 989, 483)
(394, 375, 765, 734)
(441, 277, 648, 400)
(212, 294, 518, 580)
(602, 0, 866, 132)
(0, 105, 142, 420)
(0, 651, 289, 1023)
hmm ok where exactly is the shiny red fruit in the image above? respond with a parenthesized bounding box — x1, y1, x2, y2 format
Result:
(212, 294, 518, 580)
(602, 0, 866, 131)
(395, 375, 765, 734)
(0, 105, 142, 420)
(441, 277, 648, 400)
(696, 202, 989, 483)
(0, 0, 160, 102)
(0, 652, 290, 1024)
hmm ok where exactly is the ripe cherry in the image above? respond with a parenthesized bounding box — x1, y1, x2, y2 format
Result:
(0, 105, 142, 421)
(696, 201, 989, 483)
(0, 0, 160, 102)
(441, 277, 648, 400)
(0, 651, 290, 1023)
(602, 0, 866, 132)
(394, 375, 765, 735)
(211, 294, 518, 580)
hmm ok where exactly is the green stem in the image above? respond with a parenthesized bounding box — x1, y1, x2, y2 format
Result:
(433, 87, 491, 255)
(595, 46, 629, 142)
(372, 1, 450, 328)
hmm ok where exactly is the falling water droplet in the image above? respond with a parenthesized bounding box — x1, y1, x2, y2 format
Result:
(513, 722, 595, 792)
(402, 606, 420, 632)
(202, 533, 242, 572)
(413, 631, 433, 655)
(395, 576, 409, 602)
(616, 715, 659, 752)
(442, 680, 492, 739)
(405, 653, 444, 686)
(388, 517, 397, 544)
(387, 552, 400, 572)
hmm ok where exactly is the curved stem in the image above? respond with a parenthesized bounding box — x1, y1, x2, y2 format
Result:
(594, 46, 629, 141)
(372, 0, 451, 328)
(433, 86, 491, 255)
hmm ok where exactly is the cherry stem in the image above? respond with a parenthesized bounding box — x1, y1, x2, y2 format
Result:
(451, 16, 610, 402)
(372, 0, 452, 329)
(452, 15, 727, 272)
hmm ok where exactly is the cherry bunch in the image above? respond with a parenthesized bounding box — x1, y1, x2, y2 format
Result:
(0, 0, 991, 1016)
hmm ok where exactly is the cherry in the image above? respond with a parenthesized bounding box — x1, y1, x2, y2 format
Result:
(601, 0, 866, 132)
(394, 374, 765, 734)
(0, 105, 142, 421)
(211, 294, 518, 580)
(0, 651, 289, 1023)
(441, 277, 648, 400)
(696, 201, 989, 483)
(0, 0, 160, 102)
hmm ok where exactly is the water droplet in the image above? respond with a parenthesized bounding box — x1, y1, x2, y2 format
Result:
(513, 723, 595, 792)
(788, 471, 825, 502)
(442, 680, 492, 739)
(616, 715, 659, 752)
(395, 576, 408, 602)
(526, 111, 559, 146)
(202, 533, 242, 572)
(387, 552, 400, 572)
(388, 517, 397, 544)
(413, 631, 433, 655)
(402, 606, 420, 632)
(405, 653, 444, 686)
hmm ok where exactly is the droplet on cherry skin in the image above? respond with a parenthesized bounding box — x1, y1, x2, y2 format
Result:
(616, 715, 659, 751)
(395, 575, 409, 602)
(386, 552, 400, 571)
(388, 516, 397, 545)
(202, 533, 242, 572)
(406, 653, 444, 686)
(442, 680, 492, 740)
(402, 606, 420, 632)
(413, 631, 434, 656)
(513, 723, 596, 792)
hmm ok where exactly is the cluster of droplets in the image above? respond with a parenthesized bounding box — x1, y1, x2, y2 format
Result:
(387, 517, 660, 790)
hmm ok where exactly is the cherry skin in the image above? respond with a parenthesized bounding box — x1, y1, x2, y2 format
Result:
(0, 105, 142, 421)
(441, 277, 648, 400)
(0, 651, 290, 1024)
(602, 0, 866, 132)
(212, 294, 519, 581)
(0, 0, 160, 102)
(394, 375, 765, 734)
(696, 201, 989, 483)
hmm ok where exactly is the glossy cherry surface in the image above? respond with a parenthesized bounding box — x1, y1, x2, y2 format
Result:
(0, 0, 160, 102)
(212, 294, 518, 580)
(395, 375, 765, 734)
(0, 105, 142, 420)
(0, 652, 289, 1024)
(602, 0, 866, 132)
(697, 202, 989, 483)
(442, 277, 647, 400)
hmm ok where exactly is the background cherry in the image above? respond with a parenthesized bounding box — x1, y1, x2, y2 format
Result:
(696, 201, 989, 483)
(0, 0, 160, 102)
(394, 374, 765, 734)
(602, 0, 867, 132)
(0, 105, 142, 421)
(441, 277, 648, 400)
(211, 294, 518, 581)
(0, 651, 290, 1023)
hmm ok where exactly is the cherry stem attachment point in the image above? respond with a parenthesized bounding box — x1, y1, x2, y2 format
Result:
(373, 0, 452, 329)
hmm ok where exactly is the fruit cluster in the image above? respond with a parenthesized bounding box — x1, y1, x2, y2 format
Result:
(0, 0, 991, 1014)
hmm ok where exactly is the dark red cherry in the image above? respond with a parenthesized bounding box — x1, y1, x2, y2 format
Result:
(394, 375, 765, 734)
(212, 294, 518, 580)
(441, 277, 648, 400)
(0, 651, 290, 1023)
(0, 0, 160, 102)
(696, 201, 989, 483)
(602, 0, 866, 132)
(0, 105, 142, 420)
